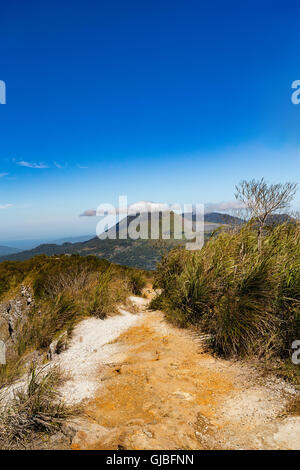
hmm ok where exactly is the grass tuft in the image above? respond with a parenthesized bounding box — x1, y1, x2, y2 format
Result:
(153, 222, 300, 359)
(0, 365, 77, 448)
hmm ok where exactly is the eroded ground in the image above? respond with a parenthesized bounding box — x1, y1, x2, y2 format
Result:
(69, 297, 300, 450)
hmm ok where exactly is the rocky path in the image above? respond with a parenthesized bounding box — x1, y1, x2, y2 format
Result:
(63, 295, 300, 450)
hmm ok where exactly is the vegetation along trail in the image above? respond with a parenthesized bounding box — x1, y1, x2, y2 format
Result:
(66, 293, 300, 450)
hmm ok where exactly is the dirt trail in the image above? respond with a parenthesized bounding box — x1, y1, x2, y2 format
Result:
(69, 296, 300, 450)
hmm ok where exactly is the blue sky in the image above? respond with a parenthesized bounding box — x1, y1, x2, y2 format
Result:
(0, 0, 300, 241)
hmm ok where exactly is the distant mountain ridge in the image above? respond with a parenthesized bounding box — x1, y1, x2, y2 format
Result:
(203, 212, 243, 224)
(2, 211, 290, 270)
(0, 246, 22, 256)
(0, 234, 94, 251)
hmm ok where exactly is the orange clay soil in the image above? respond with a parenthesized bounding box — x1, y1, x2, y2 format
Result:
(69, 298, 300, 450)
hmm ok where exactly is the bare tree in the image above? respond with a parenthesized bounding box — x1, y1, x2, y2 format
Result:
(235, 178, 298, 250)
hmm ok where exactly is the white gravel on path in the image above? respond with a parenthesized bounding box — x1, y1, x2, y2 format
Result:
(55, 301, 142, 404)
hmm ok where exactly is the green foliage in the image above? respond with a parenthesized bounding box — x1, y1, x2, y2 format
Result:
(33, 255, 110, 299)
(127, 270, 147, 295)
(87, 267, 114, 319)
(0, 254, 112, 301)
(0, 254, 151, 388)
(153, 222, 300, 358)
(0, 256, 47, 299)
(24, 295, 78, 350)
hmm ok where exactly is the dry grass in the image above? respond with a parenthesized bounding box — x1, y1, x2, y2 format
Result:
(0, 254, 150, 388)
(0, 365, 78, 449)
(152, 222, 300, 360)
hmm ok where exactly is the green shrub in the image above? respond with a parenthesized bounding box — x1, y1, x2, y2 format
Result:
(127, 270, 146, 295)
(33, 255, 110, 299)
(153, 222, 300, 358)
(22, 294, 78, 351)
(87, 267, 113, 319)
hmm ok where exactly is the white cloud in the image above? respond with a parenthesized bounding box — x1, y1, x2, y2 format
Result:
(127, 201, 176, 215)
(204, 201, 245, 213)
(0, 204, 13, 209)
(81, 201, 181, 217)
(0, 173, 8, 178)
(17, 161, 49, 169)
(77, 164, 88, 169)
(80, 200, 247, 217)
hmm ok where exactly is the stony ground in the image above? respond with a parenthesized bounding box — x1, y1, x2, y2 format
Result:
(54, 305, 140, 404)
(59, 295, 300, 450)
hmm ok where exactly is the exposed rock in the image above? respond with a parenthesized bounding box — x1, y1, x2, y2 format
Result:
(0, 284, 34, 360)
(64, 418, 119, 450)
